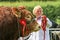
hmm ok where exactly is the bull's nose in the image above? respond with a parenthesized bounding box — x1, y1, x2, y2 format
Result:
(39, 26, 40, 28)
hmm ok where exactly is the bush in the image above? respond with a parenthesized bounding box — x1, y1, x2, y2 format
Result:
(27, 5, 60, 22)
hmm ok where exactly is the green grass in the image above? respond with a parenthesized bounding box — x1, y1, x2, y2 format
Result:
(0, 1, 60, 7)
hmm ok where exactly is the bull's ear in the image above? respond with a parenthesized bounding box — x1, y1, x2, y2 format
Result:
(17, 6, 25, 10)
(11, 7, 19, 17)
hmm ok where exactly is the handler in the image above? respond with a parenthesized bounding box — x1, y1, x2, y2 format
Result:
(28, 5, 52, 40)
(18, 5, 52, 40)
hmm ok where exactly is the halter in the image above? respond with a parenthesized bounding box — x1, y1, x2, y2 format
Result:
(17, 12, 32, 40)
(17, 15, 29, 40)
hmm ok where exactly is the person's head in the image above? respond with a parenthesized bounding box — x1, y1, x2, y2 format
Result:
(33, 5, 43, 18)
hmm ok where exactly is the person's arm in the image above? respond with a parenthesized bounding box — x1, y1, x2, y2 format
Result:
(47, 18, 52, 27)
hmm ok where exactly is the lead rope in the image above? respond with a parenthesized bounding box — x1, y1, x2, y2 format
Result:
(17, 17, 26, 40)
(19, 19, 27, 40)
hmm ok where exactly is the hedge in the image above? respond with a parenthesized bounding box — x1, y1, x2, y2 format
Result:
(0, 0, 60, 2)
(26, 5, 60, 23)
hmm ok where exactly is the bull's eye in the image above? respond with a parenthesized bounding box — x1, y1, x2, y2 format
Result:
(27, 16, 30, 18)
(26, 15, 31, 18)
(25, 15, 32, 21)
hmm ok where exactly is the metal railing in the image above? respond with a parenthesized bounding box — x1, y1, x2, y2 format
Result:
(49, 28, 60, 40)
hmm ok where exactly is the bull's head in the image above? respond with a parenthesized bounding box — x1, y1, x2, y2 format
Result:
(12, 6, 41, 37)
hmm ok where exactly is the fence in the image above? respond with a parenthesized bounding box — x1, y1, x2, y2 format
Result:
(49, 28, 60, 40)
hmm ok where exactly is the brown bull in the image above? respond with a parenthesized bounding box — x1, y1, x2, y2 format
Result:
(0, 6, 40, 40)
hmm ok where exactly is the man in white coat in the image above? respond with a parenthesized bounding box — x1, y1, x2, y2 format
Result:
(18, 5, 52, 40)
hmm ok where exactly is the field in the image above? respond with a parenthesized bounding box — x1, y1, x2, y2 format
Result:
(0, 1, 60, 24)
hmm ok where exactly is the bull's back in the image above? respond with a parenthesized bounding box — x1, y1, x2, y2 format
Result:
(0, 7, 18, 40)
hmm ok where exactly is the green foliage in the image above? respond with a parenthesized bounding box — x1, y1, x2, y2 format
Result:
(44, 5, 56, 21)
(27, 5, 60, 22)
(0, 0, 60, 2)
